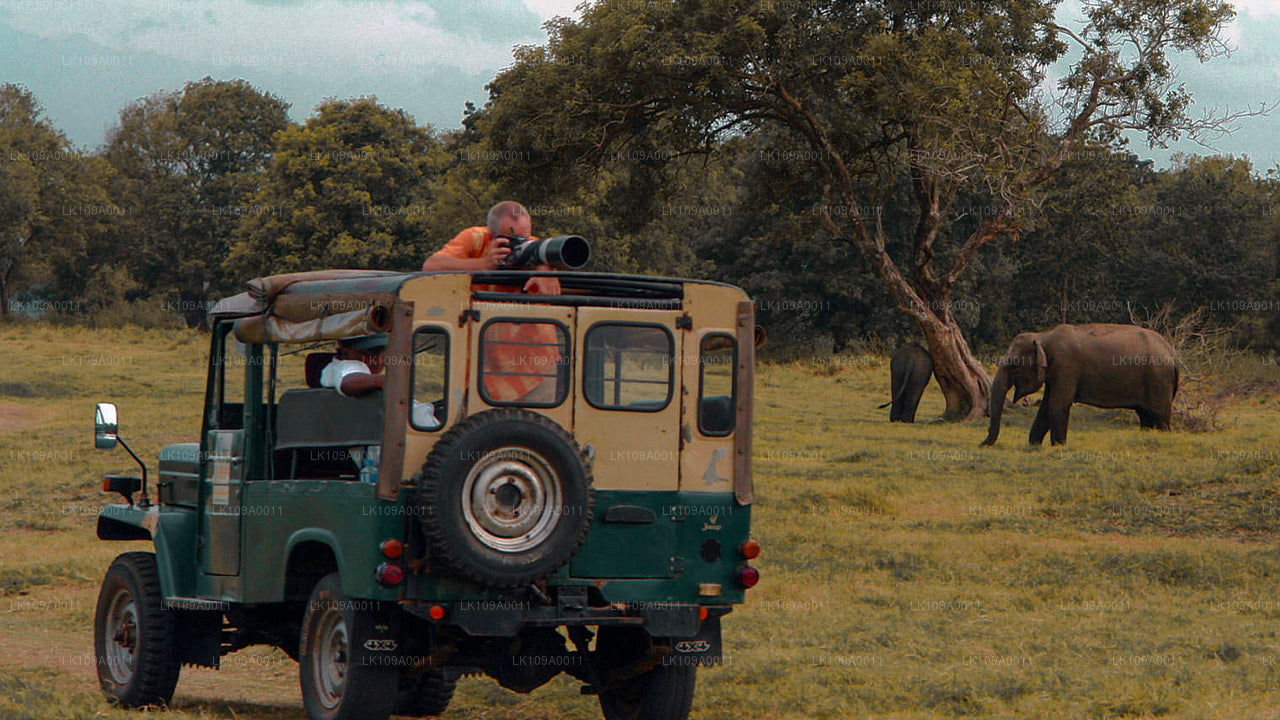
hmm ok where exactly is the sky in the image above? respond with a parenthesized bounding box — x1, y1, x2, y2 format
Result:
(1, 0, 1278, 169)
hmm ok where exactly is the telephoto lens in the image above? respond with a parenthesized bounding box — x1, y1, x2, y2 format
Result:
(535, 235, 590, 269)
(502, 235, 591, 269)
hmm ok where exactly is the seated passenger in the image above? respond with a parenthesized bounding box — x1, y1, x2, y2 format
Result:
(320, 334, 440, 428)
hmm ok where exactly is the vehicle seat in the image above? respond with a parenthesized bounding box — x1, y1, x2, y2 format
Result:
(699, 394, 734, 434)
(304, 352, 337, 388)
(274, 388, 384, 479)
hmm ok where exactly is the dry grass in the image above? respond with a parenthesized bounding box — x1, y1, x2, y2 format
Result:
(0, 324, 1279, 719)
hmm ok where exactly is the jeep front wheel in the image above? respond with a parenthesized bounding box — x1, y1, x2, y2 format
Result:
(299, 573, 397, 720)
(94, 552, 181, 707)
(416, 409, 593, 587)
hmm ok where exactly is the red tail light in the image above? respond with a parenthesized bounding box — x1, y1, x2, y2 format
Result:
(375, 562, 404, 586)
(740, 540, 761, 560)
(380, 538, 404, 559)
(736, 564, 759, 589)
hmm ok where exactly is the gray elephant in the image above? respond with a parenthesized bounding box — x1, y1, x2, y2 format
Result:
(878, 342, 934, 423)
(982, 323, 1178, 446)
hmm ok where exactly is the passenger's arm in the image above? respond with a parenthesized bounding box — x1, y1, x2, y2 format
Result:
(339, 372, 385, 396)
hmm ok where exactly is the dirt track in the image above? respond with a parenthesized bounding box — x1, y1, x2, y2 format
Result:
(0, 403, 39, 434)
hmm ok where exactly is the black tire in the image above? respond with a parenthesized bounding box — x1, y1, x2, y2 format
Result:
(394, 669, 456, 717)
(299, 573, 398, 720)
(94, 551, 181, 708)
(599, 659, 697, 720)
(415, 409, 593, 587)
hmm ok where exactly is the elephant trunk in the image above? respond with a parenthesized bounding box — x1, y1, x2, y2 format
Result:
(982, 365, 1010, 446)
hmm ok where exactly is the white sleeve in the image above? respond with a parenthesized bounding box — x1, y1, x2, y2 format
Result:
(412, 400, 440, 429)
(319, 360, 372, 397)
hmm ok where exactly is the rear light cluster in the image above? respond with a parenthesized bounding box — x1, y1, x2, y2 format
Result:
(736, 539, 760, 589)
(375, 538, 405, 586)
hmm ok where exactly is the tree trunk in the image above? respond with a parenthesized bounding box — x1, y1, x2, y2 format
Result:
(862, 247, 991, 421)
(916, 304, 991, 421)
(179, 288, 209, 330)
(0, 263, 10, 318)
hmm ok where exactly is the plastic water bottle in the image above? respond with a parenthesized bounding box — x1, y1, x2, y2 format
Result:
(360, 458, 377, 484)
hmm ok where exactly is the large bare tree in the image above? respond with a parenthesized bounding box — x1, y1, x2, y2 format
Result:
(481, 0, 1251, 418)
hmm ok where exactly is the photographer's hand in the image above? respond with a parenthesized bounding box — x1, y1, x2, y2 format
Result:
(483, 237, 511, 269)
(523, 273, 561, 295)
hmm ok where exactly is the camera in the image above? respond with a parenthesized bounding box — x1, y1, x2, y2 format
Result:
(497, 234, 591, 270)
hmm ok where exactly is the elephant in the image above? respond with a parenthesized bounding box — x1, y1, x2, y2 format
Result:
(981, 323, 1179, 446)
(878, 342, 935, 423)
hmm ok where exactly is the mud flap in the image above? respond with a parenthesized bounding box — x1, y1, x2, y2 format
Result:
(349, 600, 412, 671)
(666, 614, 723, 667)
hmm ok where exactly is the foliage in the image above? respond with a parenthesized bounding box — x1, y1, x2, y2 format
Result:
(0, 84, 116, 318)
(104, 77, 291, 326)
(225, 97, 451, 277)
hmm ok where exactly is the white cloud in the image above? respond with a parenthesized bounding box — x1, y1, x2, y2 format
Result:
(4, 0, 525, 75)
(1234, 0, 1280, 20)
(522, 0, 582, 20)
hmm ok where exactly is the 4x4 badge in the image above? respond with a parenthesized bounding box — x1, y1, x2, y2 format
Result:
(363, 639, 398, 652)
(675, 640, 711, 653)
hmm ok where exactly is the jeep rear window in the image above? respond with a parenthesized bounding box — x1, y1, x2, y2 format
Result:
(478, 320, 569, 407)
(698, 333, 737, 436)
(411, 327, 448, 430)
(583, 323, 674, 412)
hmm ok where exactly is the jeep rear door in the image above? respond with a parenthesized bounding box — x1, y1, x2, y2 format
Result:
(572, 309, 683, 491)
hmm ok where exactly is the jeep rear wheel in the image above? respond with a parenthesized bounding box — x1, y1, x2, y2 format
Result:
(394, 668, 456, 717)
(599, 661, 696, 720)
(94, 552, 181, 708)
(299, 573, 397, 720)
(596, 627, 696, 720)
(416, 409, 593, 587)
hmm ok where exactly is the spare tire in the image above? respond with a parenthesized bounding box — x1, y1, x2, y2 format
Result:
(416, 409, 593, 587)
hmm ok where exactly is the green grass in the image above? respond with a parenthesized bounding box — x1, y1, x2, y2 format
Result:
(1, 324, 1279, 718)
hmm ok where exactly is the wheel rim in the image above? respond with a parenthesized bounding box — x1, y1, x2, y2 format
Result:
(103, 588, 139, 686)
(311, 605, 349, 711)
(461, 445, 562, 553)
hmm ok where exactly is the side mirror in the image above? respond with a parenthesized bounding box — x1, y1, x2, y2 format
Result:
(95, 403, 118, 450)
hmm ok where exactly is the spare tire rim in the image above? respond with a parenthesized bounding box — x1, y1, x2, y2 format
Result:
(462, 446, 562, 553)
(103, 588, 138, 685)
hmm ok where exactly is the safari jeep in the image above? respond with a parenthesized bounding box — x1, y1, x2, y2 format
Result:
(91, 269, 759, 720)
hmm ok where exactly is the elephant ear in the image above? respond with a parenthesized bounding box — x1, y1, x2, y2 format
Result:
(1033, 339, 1047, 384)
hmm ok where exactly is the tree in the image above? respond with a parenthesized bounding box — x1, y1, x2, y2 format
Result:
(0, 83, 115, 317)
(105, 77, 290, 326)
(226, 97, 451, 276)
(1125, 154, 1280, 344)
(476, 0, 1247, 419)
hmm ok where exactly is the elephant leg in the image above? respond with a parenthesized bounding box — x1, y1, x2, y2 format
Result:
(1029, 404, 1051, 445)
(902, 384, 925, 423)
(1153, 403, 1173, 430)
(1049, 405, 1071, 445)
(1136, 408, 1156, 429)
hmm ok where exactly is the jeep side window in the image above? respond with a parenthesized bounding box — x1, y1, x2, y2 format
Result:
(698, 333, 737, 436)
(411, 327, 448, 431)
(583, 324, 674, 412)
(211, 323, 247, 430)
(478, 320, 569, 407)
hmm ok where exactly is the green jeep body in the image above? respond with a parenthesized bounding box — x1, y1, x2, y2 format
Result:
(93, 269, 759, 720)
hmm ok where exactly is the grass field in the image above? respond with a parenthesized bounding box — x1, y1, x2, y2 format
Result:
(2, 324, 1279, 719)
